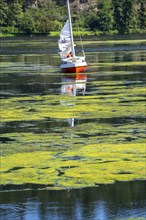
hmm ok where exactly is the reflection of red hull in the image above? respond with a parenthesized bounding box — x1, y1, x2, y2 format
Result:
(76, 73, 87, 80)
(63, 72, 87, 81)
(62, 65, 87, 73)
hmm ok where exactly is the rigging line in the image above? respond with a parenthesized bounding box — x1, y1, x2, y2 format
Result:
(76, 7, 85, 57)
(78, 24, 85, 57)
(79, 26, 85, 57)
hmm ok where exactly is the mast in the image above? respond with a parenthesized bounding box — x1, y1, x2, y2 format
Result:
(67, 0, 75, 57)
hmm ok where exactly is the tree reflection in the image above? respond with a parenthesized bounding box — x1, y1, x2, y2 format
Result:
(0, 181, 145, 220)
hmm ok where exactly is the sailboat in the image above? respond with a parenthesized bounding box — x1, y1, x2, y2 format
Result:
(58, 0, 87, 73)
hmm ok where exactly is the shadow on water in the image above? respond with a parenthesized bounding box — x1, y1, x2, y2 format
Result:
(0, 181, 146, 220)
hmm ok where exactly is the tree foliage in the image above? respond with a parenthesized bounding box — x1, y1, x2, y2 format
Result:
(20, 10, 35, 33)
(138, 0, 146, 29)
(0, 0, 146, 35)
(0, 0, 8, 26)
(97, 0, 114, 33)
(7, 2, 23, 27)
(112, 0, 138, 34)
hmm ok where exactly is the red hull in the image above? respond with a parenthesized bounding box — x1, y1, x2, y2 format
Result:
(62, 65, 87, 73)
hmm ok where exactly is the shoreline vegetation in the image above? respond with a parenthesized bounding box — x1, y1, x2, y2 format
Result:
(1, 31, 146, 38)
(1, 31, 146, 39)
(0, 0, 146, 38)
(0, 31, 117, 38)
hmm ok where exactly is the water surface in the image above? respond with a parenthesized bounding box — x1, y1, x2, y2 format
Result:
(0, 35, 146, 219)
(0, 181, 146, 220)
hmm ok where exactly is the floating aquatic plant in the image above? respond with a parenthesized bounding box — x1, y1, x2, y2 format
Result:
(1, 82, 145, 122)
(1, 38, 146, 190)
(0, 143, 145, 189)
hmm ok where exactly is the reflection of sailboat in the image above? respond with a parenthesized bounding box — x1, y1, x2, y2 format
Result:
(58, 0, 87, 73)
(61, 73, 87, 127)
(61, 73, 87, 96)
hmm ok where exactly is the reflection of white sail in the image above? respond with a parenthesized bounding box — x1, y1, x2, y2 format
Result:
(67, 118, 74, 127)
(60, 73, 87, 127)
(61, 77, 76, 96)
(61, 74, 87, 96)
(58, 20, 72, 58)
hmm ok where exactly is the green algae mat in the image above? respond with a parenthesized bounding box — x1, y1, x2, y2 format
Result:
(0, 37, 146, 190)
(1, 143, 145, 189)
(1, 79, 146, 189)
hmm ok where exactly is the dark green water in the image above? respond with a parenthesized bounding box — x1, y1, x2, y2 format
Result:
(0, 35, 146, 219)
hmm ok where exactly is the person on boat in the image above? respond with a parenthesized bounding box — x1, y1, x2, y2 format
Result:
(67, 52, 72, 58)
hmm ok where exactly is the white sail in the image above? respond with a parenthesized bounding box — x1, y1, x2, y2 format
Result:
(58, 20, 72, 58)
(58, 0, 87, 73)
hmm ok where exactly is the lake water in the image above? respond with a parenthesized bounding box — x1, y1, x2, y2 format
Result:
(0, 181, 146, 220)
(0, 34, 146, 219)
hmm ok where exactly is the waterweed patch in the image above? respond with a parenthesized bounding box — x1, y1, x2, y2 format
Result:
(0, 118, 145, 157)
(1, 36, 146, 194)
(0, 143, 145, 190)
(1, 82, 145, 122)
